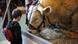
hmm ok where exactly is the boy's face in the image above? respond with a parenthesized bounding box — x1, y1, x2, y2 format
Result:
(17, 16, 21, 21)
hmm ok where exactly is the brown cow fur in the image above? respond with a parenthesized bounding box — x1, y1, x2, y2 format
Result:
(40, 0, 78, 43)
(40, 0, 78, 31)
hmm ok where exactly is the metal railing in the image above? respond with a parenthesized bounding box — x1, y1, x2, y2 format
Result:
(22, 31, 52, 44)
(2, 0, 11, 26)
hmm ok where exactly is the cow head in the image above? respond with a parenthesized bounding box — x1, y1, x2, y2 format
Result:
(27, 4, 52, 30)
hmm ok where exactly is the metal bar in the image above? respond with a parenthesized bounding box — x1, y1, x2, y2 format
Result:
(2, 0, 11, 26)
(22, 31, 52, 44)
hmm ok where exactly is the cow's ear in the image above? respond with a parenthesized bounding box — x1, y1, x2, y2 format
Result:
(43, 6, 52, 15)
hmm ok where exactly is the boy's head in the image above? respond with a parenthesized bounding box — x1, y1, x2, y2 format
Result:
(12, 9, 22, 21)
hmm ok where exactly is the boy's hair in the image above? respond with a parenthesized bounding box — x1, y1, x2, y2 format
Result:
(12, 9, 22, 18)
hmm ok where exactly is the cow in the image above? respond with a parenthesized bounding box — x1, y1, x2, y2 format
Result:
(27, 0, 78, 44)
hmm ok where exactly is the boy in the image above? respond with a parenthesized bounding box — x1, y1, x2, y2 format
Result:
(7, 9, 22, 44)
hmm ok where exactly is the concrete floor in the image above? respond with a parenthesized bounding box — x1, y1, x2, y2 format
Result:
(0, 17, 6, 41)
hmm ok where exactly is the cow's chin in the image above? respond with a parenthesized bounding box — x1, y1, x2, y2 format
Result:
(40, 25, 63, 40)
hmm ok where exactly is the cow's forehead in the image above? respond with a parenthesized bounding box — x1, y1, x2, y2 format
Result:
(28, 4, 43, 16)
(27, 5, 43, 28)
(37, 5, 44, 15)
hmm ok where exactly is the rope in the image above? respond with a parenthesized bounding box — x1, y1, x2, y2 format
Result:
(2, 0, 11, 27)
